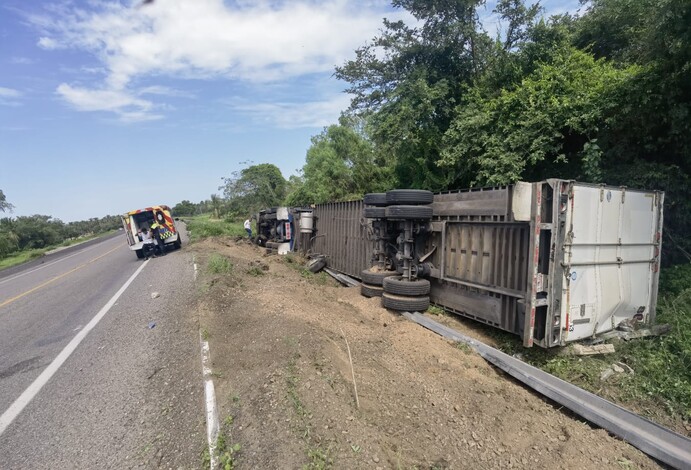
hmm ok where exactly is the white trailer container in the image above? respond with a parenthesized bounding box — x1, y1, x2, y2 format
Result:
(426, 180, 664, 347)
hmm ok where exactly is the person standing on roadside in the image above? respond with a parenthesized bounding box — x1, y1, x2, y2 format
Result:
(151, 221, 166, 256)
(141, 227, 155, 260)
(244, 217, 252, 238)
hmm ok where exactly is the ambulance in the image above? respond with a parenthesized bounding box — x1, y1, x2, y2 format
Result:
(121, 205, 182, 259)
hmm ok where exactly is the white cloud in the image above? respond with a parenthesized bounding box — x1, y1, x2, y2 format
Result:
(0, 87, 21, 98)
(0, 86, 22, 106)
(37, 36, 59, 49)
(31, 0, 398, 122)
(11, 57, 36, 65)
(56, 84, 163, 122)
(138, 85, 195, 98)
(230, 93, 352, 129)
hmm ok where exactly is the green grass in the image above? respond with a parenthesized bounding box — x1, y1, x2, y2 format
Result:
(186, 215, 246, 242)
(455, 342, 472, 354)
(0, 248, 46, 270)
(426, 305, 446, 316)
(247, 266, 265, 277)
(0, 230, 117, 271)
(216, 429, 241, 470)
(207, 254, 234, 274)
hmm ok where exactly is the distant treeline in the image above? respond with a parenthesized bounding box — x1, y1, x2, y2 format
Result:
(0, 214, 121, 258)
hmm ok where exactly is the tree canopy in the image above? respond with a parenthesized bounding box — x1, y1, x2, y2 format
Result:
(327, 0, 690, 262)
(220, 163, 287, 217)
(286, 116, 393, 206)
(0, 189, 14, 213)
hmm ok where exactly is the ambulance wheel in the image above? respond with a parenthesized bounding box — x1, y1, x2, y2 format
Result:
(174, 235, 182, 249)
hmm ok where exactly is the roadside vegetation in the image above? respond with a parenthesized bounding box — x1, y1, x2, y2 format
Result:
(184, 215, 245, 242)
(0, 227, 118, 271)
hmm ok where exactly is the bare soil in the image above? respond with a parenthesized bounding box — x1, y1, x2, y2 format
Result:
(191, 237, 661, 469)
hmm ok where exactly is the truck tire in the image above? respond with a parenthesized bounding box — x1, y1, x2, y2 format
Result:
(360, 283, 384, 298)
(383, 276, 430, 296)
(382, 293, 430, 312)
(174, 234, 182, 249)
(363, 207, 386, 219)
(386, 189, 433, 205)
(135, 249, 144, 259)
(363, 193, 388, 206)
(308, 256, 327, 273)
(360, 268, 397, 286)
(385, 205, 433, 220)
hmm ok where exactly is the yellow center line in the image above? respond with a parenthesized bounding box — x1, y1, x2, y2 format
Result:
(0, 245, 122, 309)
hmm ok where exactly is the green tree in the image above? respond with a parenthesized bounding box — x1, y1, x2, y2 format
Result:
(441, 46, 638, 184)
(209, 194, 222, 219)
(220, 163, 286, 216)
(10, 215, 64, 250)
(0, 218, 19, 257)
(0, 190, 14, 213)
(335, 0, 543, 190)
(571, 0, 691, 261)
(286, 116, 393, 206)
(172, 200, 197, 217)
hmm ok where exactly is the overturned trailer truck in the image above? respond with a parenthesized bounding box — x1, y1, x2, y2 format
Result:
(302, 179, 664, 348)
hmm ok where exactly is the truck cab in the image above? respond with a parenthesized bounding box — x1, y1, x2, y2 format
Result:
(121, 205, 182, 259)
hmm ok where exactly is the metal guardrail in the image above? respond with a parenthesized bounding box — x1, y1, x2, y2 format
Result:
(401, 311, 691, 469)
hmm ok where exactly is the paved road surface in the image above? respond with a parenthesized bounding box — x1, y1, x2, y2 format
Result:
(0, 229, 205, 469)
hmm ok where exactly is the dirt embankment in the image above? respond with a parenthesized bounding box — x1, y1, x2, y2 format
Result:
(191, 237, 659, 469)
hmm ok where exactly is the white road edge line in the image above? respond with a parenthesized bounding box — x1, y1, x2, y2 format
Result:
(195, 255, 219, 469)
(0, 259, 150, 436)
(201, 336, 219, 470)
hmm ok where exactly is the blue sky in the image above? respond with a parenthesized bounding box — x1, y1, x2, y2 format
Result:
(0, 0, 581, 222)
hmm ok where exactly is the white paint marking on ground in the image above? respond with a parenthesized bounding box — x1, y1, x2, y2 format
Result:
(200, 336, 219, 470)
(0, 259, 150, 436)
(193, 256, 198, 282)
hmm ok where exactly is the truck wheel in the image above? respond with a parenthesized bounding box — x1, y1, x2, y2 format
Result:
(135, 249, 144, 259)
(363, 207, 386, 219)
(383, 276, 430, 296)
(385, 205, 433, 220)
(361, 283, 384, 298)
(174, 235, 182, 249)
(382, 293, 430, 312)
(360, 268, 397, 286)
(363, 193, 388, 206)
(308, 256, 326, 273)
(386, 189, 434, 205)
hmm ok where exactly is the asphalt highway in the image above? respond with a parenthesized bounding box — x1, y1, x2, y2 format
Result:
(0, 229, 205, 468)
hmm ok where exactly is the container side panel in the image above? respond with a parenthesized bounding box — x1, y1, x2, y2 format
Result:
(564, 185, 659, 341)
(311, 200, 370, 279)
